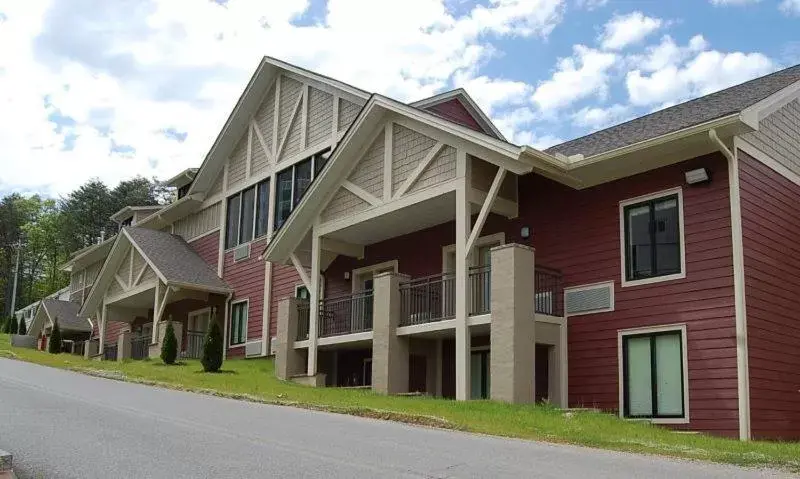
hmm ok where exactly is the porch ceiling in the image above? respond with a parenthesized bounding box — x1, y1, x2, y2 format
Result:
(111, 287, 155, 309)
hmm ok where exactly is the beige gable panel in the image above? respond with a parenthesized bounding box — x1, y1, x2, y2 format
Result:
(338, 98, 361, 132)
(139, 265, 158, 285)
(409, 145, 457, 194)
(347, 129, 385, 198)
(307, 87, 334, 148)
(227, 135, 248, 189)
(173, 202, 221, 240)
(278, 75, 303, 158)
(743, 99, 800, 176)
(131, 248, 146, 281)
(321, 187, 371, 223)
(391, 123, 438, 195)
(254, 82, 276, 155)
(85, 260, 102, 285)
(118, 249, 133, 283)
(107, 274, 125, 298)
(281, 111, 303, 162)
(251, 125, 269, 176)
(208, 170, 223, 196)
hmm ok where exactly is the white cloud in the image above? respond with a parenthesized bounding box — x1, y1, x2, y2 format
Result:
(575, 0, 608, 10)
(709, 0, 760, 5)
(780, 0, 800, 15)
(571, 104, 631, 130)
(599, 12, 662, 50)
(0, 0, 566, 196)
(531, 45, 617, 114)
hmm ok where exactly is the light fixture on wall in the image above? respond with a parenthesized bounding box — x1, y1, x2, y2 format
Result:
(343, 271, 350, 280)
(685, 168, 710, 185)
(520, 226, 531, 240)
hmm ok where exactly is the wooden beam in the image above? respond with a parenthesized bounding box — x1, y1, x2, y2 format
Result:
(272, 75, 281, 159)
(275, 87, 304, 162)
(114, 274, 127, 291)
(251, 119, 272, 163)
(392, 142, 445, 200)
(331, 94, 339, 140)
(133, 263, 148, 287)
(383, 122, 393, 201)
(466, 167, 506, 253)
(290, 253, 311, 291)
(321, 237, 364, 258)
(342, 181, 381, 207)
(246, 123, 253, 178)
(300, 84, 309, 150)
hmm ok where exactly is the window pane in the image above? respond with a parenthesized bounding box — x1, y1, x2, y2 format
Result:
(625, 336, 653, 417)
(654, 197, 680, 275)
(296, 286, 310, 299)
(255, 180, 270, 238)
(240, 187, 255, 244)
(626, 204, 652, 279)
(655, 333, 683, 416)
(293, 159, 313, 207)
(274, 168, 293, 230)
(230, 303, 247, 346)
(225, 195, 241, 249)
(314, 149, 331, 176)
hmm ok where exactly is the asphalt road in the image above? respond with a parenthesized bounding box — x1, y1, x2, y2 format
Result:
(0, 359, 790, 479)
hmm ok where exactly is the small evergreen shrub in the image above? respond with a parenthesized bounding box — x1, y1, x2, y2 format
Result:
(160, 320, 178, 364)
(48, 319, 62, 354)
(201, 320, 224, 372)
(5, 316, 18, 334)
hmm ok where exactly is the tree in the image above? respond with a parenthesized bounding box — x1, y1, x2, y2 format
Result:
(160, 319, 178, 364)
(4, 315, 18, 334)
(48, 318, 61, 353)
(202, 312, 223, 372)
(17, 316, 26, 335)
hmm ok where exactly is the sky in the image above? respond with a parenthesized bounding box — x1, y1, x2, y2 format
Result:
(0, 0, 798, 198)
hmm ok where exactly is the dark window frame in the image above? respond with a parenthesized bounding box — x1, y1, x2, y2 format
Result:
(225, 178, 270, 250)
(229, 301, 248, 346)
(621, 329, 686, 420)
(273, 147, 331, 232)
(623, 193, 682, 282)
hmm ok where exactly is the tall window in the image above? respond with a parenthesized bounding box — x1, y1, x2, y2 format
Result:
(225, 178, 270, 249)
(273, 148, 331, 231)
(623, 192, 682, 282)
(229, 301, 248, 346)
(622, 329, 686, 419)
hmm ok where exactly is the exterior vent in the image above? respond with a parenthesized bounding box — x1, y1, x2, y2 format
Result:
(564, 281, 614, 316)
(245, 340, 263, 357)
(233, 243, 250, 262)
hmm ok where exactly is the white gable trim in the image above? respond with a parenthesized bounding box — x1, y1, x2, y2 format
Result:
(740, 79, 800, 128)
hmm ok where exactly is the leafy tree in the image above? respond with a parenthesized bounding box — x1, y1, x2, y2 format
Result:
(4, 315, 18, 334)
(160, 319, 178, 364)
(48, 318, 61, 353)
(17, 316, 26, 335)
(202, 312, 223, 372)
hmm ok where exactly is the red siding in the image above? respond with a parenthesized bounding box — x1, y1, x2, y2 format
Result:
(739, 150, 800, 440)
(189, 230, 220, 271)
(424, 99, 487, 136)
(326, 153, 739, 436)
(222, 238, 267, 357)
(270, 263, 302, 339)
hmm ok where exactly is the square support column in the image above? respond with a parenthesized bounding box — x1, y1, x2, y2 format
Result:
(276, 297, 306, 380)
(372, 272, 410, 395)
(84, 339, 98, 359)
(490, 243, 536, 403)
(454, 168, 472, 400)
(307, 232, 321, 376)
(117, 331, 132, 361)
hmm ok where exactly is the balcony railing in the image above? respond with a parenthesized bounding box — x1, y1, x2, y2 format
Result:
(103, 343, 118, 361)
(130, 335, 150, 360)
(182, 331, 205, 359)
(319, 291, 374, 337)
(535, 266, 564, 316)
(297, 300, 310, 341)
(468, 265, 491, 316)
(399, 272, 455, 326)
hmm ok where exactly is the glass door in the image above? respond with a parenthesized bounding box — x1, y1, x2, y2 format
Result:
(470, 350, 490, 399)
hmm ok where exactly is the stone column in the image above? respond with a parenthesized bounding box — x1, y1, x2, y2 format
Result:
(117, 331, 132, 361)
(490, 243, 536, 404)
(276, 297, 306, 380)
(84, 339, 98, 359)
(372, 272, 410, 395)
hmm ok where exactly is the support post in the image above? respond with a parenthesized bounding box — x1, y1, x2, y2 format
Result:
(454, 151, 471, 400)
(371, 272, 410, 394)
(98, 303, 107, 355)
(489, 244, 536, 403)
(117, 330, 132, 361)
(307, 232, 321, 376)
(276, 297, 305, 380)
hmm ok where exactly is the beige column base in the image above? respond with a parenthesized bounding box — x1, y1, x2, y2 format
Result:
(276, 297, 306, 380)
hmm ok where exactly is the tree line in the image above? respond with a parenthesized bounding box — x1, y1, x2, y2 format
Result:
(0, 176, 172, 318)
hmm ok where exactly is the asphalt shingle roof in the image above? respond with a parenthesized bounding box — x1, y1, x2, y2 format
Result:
(547, 64, 800, 158)
(42, 299, 91, 332)
(124, 227, 231, 292)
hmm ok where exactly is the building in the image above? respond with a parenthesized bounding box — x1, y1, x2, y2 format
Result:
(57, 57, 800, 441)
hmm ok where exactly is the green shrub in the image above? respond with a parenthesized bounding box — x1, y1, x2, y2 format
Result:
(201, 320, 224, 372)
(160, 320, 178, 365)
(17, 317, 26, 335)
(4, 316, 18, 334)
(48, 319, 62, 354)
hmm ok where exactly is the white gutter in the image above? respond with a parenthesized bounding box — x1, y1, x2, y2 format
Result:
(710, 128, 751, 441)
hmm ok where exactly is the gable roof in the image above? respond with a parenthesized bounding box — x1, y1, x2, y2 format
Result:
(31, 299, 92, 335)
(411, 89, 506, 141)
(548, 63, 800, 159)
(79, 226, 231, 317)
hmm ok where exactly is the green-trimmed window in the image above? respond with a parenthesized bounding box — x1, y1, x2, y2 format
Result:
(229, 302, 247, 346)
(622, 330, 685, 419)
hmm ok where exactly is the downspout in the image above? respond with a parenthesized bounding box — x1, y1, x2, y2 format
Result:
(222, 292, 233, 360)
(709, 128, 751, 441)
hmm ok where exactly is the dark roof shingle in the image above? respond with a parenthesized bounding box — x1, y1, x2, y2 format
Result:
(547, 64, 800, 158)
(42, 299, 91, 332)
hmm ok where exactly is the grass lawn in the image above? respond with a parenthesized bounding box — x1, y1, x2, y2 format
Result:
(2, 334, 798, 472)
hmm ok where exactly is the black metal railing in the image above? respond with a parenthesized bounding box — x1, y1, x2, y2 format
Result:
(319, 291, 374, 337)
(131, 335, 150, 360)
(468, 265, 491, 316)
(182, 331, 204, 359)
(535, 266, 564, 316)
(399, 272, 455, 326)
(296, 300, 310, 341)
(72, 340, 85, 357)
(103, 343, 118, 361)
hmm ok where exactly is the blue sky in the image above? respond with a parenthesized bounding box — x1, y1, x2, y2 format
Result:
(0, 0, 797, 197)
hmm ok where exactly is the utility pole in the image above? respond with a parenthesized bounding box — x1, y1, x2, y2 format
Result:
(9, 239, 22, 315)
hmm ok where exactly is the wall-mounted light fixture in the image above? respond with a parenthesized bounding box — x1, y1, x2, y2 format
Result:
(520, 226, 531, 240)
(685, 168, 710, 185)
(343, 271, 350, 281)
